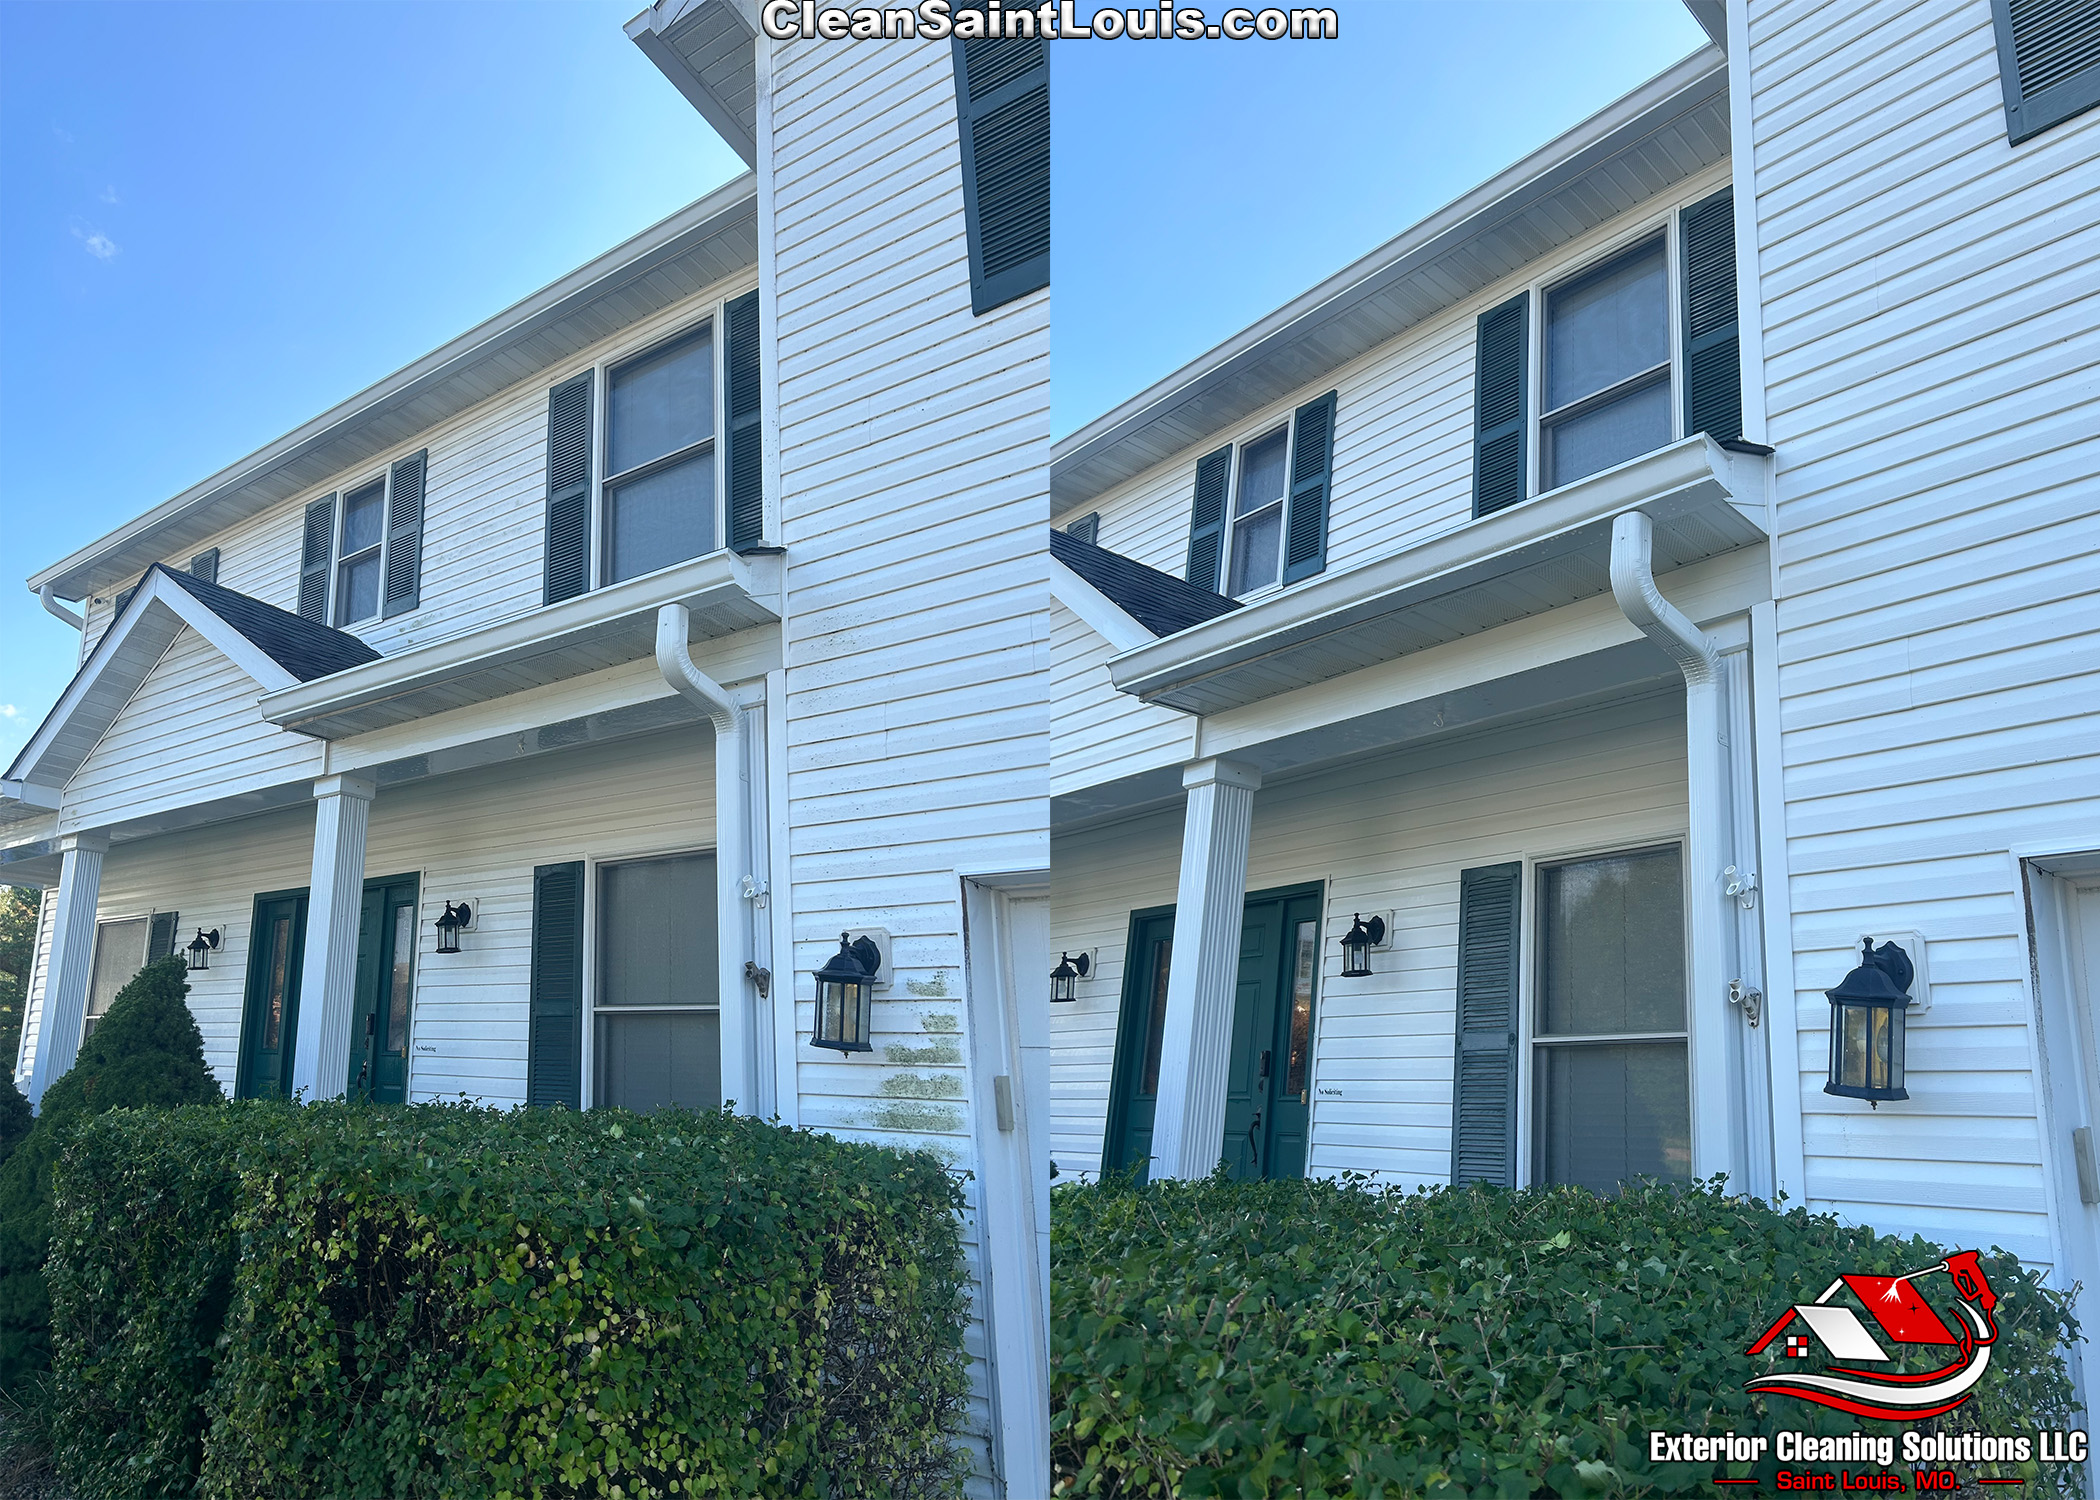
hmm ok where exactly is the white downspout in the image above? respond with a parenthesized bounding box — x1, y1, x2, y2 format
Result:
(1610, 511, 1735, 1183)
(656, 603, 761, 1117)
(39, 587, 84, 630)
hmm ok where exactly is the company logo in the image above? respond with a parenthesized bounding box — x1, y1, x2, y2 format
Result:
(1743, 1251, 1998, 1421)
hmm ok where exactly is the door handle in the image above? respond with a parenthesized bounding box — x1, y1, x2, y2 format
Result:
(1247, 1109, 1262, 1174)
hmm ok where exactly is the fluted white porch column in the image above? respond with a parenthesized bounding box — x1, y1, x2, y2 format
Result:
(25, 831, 109, 1107)
(290, 774, 374, 1101)
(1150, 758, 1261, 1181)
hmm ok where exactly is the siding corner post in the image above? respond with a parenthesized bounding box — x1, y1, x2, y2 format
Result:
(23, 830, 110, 1109)
(1150, 757, 1262, 1181)
(290, 774, 377, 1103)
(1609, 512, 1737, 1184)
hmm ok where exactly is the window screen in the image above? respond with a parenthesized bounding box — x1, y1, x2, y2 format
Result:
(86, 917, 151, 1037)
(605, 328, 717, 584)
(1543, 239, 1671, 489)
(1226, 426, 1289, 597)
(1533, 846, 1689, 1193)
(595, 852, 719, 1113)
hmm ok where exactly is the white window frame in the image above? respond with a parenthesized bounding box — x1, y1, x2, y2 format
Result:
(83, 910, 167, 1041)
(1220, 418, 1298, 603)
(581, 841, 723, 1112)
(330, 468, 395, 627)
(1521, 209, 1686, 502)
(1515, 836, 1692, 1190)
(590, 312, 730, 591)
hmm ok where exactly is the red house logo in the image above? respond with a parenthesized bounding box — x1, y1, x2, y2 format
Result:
(1744, 1251, 1999, 1420)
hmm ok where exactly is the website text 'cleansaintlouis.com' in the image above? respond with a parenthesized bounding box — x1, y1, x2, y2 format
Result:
(761, 1, 1341, 40)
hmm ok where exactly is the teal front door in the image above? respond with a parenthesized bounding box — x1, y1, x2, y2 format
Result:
(1104, 885, 1324, 1182)
(349, 875, 419, 1103)
(237, 891, 308, 1099)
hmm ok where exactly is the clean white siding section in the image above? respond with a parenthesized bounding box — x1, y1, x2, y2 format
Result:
(1749, 0, 2100, 1268)
(1048, 601, 1194, 799)
(12, 890, 57, 1087)
(86, 727, 714, 1100)
(1052, 167, 1731, 585)
(1051, 691, 1689, 1181)
(63, 628, 323, 832)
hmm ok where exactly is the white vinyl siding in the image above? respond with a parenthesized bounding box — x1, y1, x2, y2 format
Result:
(1047, 600, 1195, 799)
(1050, 691, 1690, 1182)
(1749, 0, 2099, 1268)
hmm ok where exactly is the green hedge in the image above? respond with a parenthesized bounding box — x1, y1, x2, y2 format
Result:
(1051, 1174, 2082, 1499)
(50, 1101, 973, 1499)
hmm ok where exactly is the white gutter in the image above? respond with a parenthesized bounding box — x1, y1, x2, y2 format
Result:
(1609, 511, 1733, 1182)
(655, 602, 765, 1117)
(39, 587, 83, 630)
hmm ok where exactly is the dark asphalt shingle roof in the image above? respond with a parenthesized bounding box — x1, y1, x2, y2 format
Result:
(1050, 529, 1240, 639)
(156, 564, 383, 681)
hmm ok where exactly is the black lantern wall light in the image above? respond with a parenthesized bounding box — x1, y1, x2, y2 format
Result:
(811, 932, 884, 1052)
(185, 928, 220, 973)
(1339, 913, 1388, 977)
(1824, 936, 1915, 1106)
(1050, 951, 1090, 1003)
(433, 901, 473, 955)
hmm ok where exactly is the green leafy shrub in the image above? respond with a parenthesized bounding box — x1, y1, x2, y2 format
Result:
(1051, 1174, 2082, 1499)
(49, 1100, 972, 1499)
(0, 954, 219, 1395)
(0, 1072, 29, 1170)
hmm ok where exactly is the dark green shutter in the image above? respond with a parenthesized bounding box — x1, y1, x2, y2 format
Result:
(1680, 189, 1742, 444)
(724, 291, 765, 551)
(1451, 862, 1520, 1188)
(1185, 444, 1233, 592)
(298, 495, 335, 621)
(1472, 294, 1528, 518)
(951, 14, 1049, 315)
(383, 449, 427, 618)
(148, 911, 179, 962)
(528, 861, 585, 1109)
(543, 375, 593, 605)
(189, 549, 219, 584)
(1990, 0, 2100, 144)
(1282, 390, 1337, 585)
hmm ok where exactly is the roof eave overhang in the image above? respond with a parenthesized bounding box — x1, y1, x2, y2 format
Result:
(628, 0, 760, 166)
(1107, 436, 1769, 717)
(259, 549, 783, 739)
(1049, 44, 1729, 510)
(30, 174, 759, 602)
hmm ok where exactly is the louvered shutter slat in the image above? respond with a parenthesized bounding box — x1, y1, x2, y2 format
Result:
(1993, 0, 2100, 141)
(383, 449, 427, 618)
(1451, 862, 1521, 1188)
(148, 911, 179, 962)
(1282, 390, 1337, 585)
(1472, 295, 1528, 517)
(951, 19, 1049, 315)
(1185, 445, 1233, 593)
(1680, 190, 1742, 444)
(724, 291, 765, 551)
(529, 862, 585, 1109)
(543, 375, 593, 605)
(298, 496, 335, 621)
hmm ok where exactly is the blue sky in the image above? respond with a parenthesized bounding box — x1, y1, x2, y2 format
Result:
(0, 0, 1705, 765)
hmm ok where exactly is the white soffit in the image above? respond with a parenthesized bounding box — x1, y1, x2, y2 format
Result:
(31, 174, 759, 602)
(1050, 46, 1729, 510)
(628, 0, 760, 166)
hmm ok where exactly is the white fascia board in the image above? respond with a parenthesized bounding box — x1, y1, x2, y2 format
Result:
(28, 175, 758, 601)
(4, 568, 298, 790)
(1050, 557, 1156, 654)
(627, 0, 759, 166)
(258, 548, 782, 738)
(1107, 435, 1767, 709)
(1050, 45, 1726, 504)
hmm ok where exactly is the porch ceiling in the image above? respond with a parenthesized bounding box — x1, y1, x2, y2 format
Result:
(1107, 435, 1767, 718)
(259, 549, 780, 739)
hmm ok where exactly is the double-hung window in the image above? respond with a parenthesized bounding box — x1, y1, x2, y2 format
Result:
(593, 851, 720, 1113)
(1226, 426, 1291, 596)
(604, 325, 717, 585)
(334, 478, 387, 625)
(297, 450, 427, 626)
(1531, 845, 1690, 1194)
(1540, 237, 1671, 490)
(84, 912, 177, 1040)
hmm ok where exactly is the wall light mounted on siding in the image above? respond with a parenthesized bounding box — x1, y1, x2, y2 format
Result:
(1050, 951, 1090, 1003)
(1339, 914, 1386, 978)
(811, 933, 882, 1053)
(1824, 937, 1914, 1107)
(434, 901, 473, 955)
(185, 928, 221, 973)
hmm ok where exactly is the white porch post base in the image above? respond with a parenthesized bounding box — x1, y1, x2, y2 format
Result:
(290, 774, 375, 1101)
(25, 832, 109, 1108)
(1150, 758, 1261, 1181)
